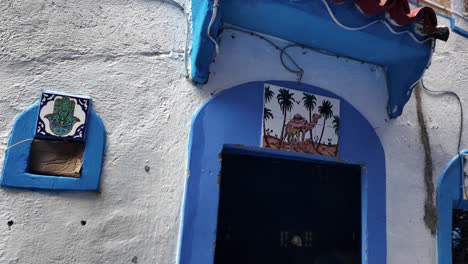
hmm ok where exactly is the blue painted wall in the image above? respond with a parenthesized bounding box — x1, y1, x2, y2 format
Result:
(178, 81, 386, 264)
(1, 103, 106, 191)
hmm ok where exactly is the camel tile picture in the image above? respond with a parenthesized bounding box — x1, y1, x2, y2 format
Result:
(263, 83, 340, 157)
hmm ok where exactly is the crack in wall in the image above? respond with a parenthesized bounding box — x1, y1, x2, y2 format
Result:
(1, 49, 184, 66)
(415, 84, 438, 235)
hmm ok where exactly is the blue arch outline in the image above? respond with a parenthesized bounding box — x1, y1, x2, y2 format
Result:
(178, 81, 386, 264)
(1, 102, 106, 191)
(437, 150, 468, 264)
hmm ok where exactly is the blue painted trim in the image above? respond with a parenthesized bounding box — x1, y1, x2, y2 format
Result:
(437, 150, 468, 264)
(410, 1, 468, 38)
(178, 81, 386, 264)
(223, 144, 351, 165)
(451, 21, 468, 38)
(1, 102, 106, 191)
(190, 0, 222, 83)
(190, 0, 434, 119)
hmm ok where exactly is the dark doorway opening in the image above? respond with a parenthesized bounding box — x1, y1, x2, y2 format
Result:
(452, 209, 468, 263)
(215, 151, 362, 264)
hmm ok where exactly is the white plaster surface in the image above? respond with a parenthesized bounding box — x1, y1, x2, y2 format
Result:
(453, 0, 468, 31)
(0, 1, 466, 263)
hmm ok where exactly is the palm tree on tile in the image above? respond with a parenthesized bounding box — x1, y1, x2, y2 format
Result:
(332, 115, 340, 136)
(302, 92, 317, 146)
(316, 100, 334, 151)
(277, 88, 295, 148)
(332, 115, 340, 151)
(263, 107, 274, 147)
(264, 84, 274, 103)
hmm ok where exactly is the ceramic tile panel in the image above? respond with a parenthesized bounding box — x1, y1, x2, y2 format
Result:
(36, 92, 91, 141)
(263, 83, 340, 157)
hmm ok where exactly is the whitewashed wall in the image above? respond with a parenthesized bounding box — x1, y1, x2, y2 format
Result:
(0, 1, 466, 263)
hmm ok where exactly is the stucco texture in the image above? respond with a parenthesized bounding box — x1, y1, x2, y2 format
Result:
(0, 1, 203, 263)
(0, 0, 467, 264)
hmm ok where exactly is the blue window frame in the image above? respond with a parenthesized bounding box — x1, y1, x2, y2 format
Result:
(437, 151, 468, 264)
(177, 81, 386, 264)
(1, 99, 106, 191)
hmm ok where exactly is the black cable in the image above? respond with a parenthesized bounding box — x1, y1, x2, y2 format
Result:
(280, 44, 304, 81)
(221, 26, 282, 50)
(420, 79, 464, 153)
(221, 26, 381, 83)
(420, 78, 466, 200)
(220, 26, 303, 81)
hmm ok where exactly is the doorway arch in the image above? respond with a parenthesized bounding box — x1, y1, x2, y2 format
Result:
(178, 81, 386, 264)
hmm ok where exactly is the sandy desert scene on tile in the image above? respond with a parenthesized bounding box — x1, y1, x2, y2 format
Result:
(263, 84, 340, 157)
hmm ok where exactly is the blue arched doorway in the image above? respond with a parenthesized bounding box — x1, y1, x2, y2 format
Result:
(178, 81, 386, 264)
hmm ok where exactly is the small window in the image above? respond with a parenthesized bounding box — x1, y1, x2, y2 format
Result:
(1, 91, 106, 191)
(453, 209, 468, 263)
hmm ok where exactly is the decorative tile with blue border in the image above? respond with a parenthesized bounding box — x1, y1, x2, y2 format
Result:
(36, 92, 91, 141)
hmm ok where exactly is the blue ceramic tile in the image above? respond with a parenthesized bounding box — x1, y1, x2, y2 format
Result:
(36, 92, 91, 141)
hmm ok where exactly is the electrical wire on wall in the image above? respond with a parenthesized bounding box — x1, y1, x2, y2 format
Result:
(423, 39, 465, 203)
(218, 0, 441, 81)
(162, 1, 463, 158)
(220, 25, 378, 83)
(208, 0, 220, 57)
(161, 0, 441, 81)
(420, 79, 464, 153)
(220, 26, 303, 81)
(420, 78, 466, 200)
(2, 138, 34, 153)
(416, 74, 465, 233)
